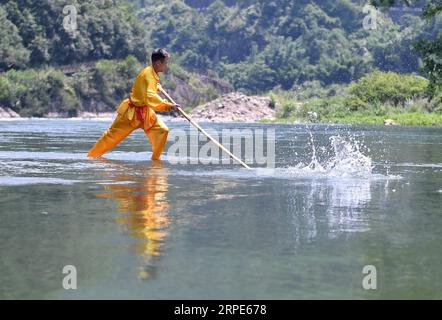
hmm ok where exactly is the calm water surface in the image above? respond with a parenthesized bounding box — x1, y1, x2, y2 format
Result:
(0, 118, 441, 299)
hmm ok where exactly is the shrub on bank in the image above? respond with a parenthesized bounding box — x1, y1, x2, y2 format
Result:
(0, 68, 80, 117)
(0, 55, 227, 116)
(272, 71, 437, 124)
(345, 71, 429, 110)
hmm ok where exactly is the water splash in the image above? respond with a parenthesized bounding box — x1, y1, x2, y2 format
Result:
(288, 135, 373, 178)
(172, 134, 377, 181)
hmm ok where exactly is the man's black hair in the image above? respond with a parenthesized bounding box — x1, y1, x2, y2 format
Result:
(151, 48, 170, 63)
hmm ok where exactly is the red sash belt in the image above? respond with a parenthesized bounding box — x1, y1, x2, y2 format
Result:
(128, 96, 146, 123)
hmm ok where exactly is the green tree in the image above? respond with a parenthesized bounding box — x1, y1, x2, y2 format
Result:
(346, 70, 429, 109)
(371, 0, 442, 98)
(0, 6, 30, 69)
(0, 0, 148, 69)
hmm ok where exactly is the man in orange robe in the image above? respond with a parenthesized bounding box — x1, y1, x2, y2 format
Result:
(87, 48, 179, 160)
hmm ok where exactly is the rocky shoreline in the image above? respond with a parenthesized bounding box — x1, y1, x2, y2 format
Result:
(45, 112, 116, 119)
(0, 107, 20, 118)
(189, 92, 275, 122)
(0, 109, 116, 119)
(1, 92, 276, 122)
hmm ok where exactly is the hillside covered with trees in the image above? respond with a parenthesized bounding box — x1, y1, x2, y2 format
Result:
(137, 0, 440, 92)
(0, 0, 440, 124)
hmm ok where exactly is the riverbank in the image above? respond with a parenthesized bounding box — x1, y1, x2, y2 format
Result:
(2, 113, 441, 127)
(2, 69, 440, 126)
(262, 112, 442, 127)
(264, 71, 442, 127)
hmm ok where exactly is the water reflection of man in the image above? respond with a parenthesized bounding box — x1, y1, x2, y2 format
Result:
(95, 160, 170, 279)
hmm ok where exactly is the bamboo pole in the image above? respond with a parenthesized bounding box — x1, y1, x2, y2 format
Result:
(158, 86, 251, 169)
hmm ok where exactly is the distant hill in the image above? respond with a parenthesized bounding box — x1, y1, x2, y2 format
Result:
(135, 0, 438, 92)
(0, 0, 439, 117)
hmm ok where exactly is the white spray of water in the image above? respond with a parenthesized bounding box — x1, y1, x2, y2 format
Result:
(288, 133, 373, 178)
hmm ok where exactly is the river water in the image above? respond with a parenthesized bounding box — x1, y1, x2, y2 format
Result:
(0, 118, 441, 299)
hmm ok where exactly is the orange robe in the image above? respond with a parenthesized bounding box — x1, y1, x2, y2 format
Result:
(87, 66, 174, 160)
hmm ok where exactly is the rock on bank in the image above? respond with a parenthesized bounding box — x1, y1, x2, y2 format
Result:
(0, 107, 20, 118)
(189, 92, 275, 122)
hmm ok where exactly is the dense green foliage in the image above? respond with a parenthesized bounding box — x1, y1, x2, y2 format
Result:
(0, 56, 141, 116)
(137, 0, 440, 94)
(0, 6, 30, 70)
(0, 55, 229, 116)
(270, 71, 441, 126)
(346, 71, 429, 109)
(0, 0, 440, 123)
(0, 0, 147, 69)
(372, 0, 442, 99)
